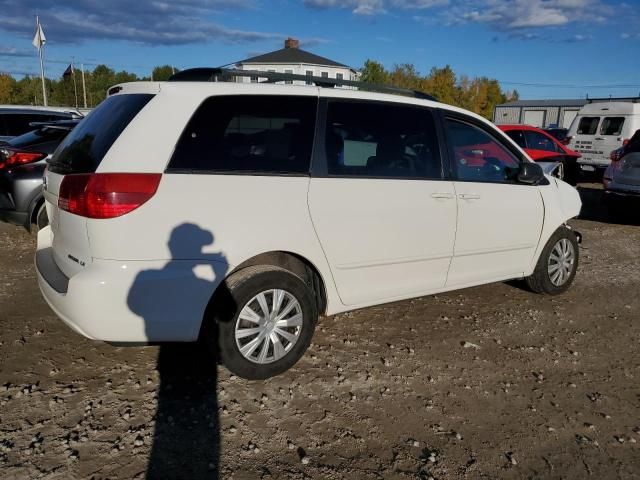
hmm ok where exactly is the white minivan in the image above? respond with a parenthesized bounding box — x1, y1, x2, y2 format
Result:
(567, 101, 640, 171)
(36, 69, 582, 379)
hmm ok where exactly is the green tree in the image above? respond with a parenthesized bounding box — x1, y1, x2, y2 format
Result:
(151, 65, 178, 81)
(359, 59, 388, 84)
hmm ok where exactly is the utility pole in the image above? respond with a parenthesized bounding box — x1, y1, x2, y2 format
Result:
(71, 57, 78, 108)
(81, 63, 87, 109)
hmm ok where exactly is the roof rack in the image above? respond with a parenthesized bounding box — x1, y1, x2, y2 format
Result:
(168, 68, 437, 102)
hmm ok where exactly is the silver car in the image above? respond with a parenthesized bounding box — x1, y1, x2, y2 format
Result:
(603, 130, 640, 208)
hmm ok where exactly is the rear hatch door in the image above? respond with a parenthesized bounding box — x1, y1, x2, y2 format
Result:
(45, 93, 155, 278)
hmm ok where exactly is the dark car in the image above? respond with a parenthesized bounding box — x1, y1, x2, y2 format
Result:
(0, 120, 80, 230)
(0, 106, 83, 142)
(545, 127, 570, 145)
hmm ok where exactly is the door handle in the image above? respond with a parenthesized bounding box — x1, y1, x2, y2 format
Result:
(459, 193, 481, 200)
(431, 193, 455, 199)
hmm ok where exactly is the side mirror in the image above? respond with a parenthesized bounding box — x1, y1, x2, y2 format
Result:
(517, 161, 545, 185)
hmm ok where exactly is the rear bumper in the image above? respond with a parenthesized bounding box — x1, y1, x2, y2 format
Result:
(35, 226, 226, 343)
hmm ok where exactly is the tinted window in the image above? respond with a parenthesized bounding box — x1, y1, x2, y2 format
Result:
(169, 95, 316, 174)
(9, 126, 71, 150)
(325, 101, 441, 179)
(505, 130, 526, 148)
(577, 117, 600, 135)
(48, 94, 153, 174)
(0, 113, 70, 137)
(523, 130, 559, 152)
(445, 118, 520, 183)
(600, 117, 625, 136)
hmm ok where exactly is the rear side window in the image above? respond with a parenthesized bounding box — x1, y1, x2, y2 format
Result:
(600, 117, 625, 136)
(325, 101, 441, 179)
(168, 95, 317, 174)
(577, 117, 600, 135)
(505, 130, 526, 148)
(48, 94, 153, 174)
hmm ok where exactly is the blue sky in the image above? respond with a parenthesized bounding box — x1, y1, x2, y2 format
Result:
(0, 0, 639, 99)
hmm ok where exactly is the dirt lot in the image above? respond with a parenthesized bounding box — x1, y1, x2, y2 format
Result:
(1, 183, 639, 480)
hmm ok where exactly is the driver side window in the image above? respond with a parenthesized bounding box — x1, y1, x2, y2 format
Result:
(445, 118, 520, 183)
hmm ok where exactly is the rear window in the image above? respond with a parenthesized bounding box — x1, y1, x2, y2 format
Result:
(600, 117, 625, 136)
(9, 126, 71, 149)
(47, 94, 153, 174)
(168, 95, 317, 174)
(577, 117, 600, 135)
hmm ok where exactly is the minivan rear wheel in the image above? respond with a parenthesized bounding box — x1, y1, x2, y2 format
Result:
(208, 265, 317, 380)
(525, 227, 579, 295)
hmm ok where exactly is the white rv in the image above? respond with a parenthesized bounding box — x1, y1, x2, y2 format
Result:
(567, 101, 640, 171)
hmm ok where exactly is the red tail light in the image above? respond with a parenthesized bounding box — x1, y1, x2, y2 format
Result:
(622, 138, 630, 147)
(58, 173, 162, 219)
(0, 149, 47, 171)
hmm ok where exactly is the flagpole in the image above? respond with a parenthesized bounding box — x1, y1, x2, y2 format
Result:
(81, 63, 87, 109)
(36, 16, 48, 106)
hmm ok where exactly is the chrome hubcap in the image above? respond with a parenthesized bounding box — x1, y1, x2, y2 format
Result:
(235, 289, 303, 364)
(548, 238, 575, 286)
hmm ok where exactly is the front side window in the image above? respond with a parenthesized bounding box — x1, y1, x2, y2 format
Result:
(523, 130, 560, 152)
(445, 118, 520, 183)
(168, 95, 317, 174)
(325, 101, 441, 179)
(577, 116, 600, 135)
(600, 117, 625, 136)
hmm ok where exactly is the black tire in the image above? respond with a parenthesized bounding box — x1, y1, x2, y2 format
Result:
(205, 265, 317, 380)
(525, 227, 579, 295)
(35, 202, 49, 230)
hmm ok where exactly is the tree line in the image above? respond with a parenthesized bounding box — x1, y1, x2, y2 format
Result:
(360, 60, 519, 119)
(0, 60, 517, 119)
(0, 65, 176, 108)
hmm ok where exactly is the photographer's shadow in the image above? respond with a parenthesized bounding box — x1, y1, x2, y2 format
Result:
(127, 223, 230, 479)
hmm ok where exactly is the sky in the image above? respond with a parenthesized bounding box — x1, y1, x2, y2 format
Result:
(0, 0, 639, 100)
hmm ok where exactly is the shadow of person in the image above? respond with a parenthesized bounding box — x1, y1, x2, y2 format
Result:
(127, 223, 230, 479)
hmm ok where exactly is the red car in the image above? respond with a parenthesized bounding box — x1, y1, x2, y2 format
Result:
(498, 125, 581, 185)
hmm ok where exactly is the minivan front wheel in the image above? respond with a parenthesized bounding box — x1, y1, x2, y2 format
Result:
(211, 265, 317, 379)
(526, 227, 579, 295)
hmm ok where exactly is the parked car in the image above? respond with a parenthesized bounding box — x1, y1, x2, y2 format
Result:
(498, 124, 581, 185)
(0, 105, 83, 142)
(545, 127, 569, 145)
(566, 101, 640, 173)
(35, 69, 582, 379)
(603, 129, 640, 208)
(0, 120, 80, 230)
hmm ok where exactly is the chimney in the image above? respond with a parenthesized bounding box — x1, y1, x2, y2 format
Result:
(284, 37, 299, 49)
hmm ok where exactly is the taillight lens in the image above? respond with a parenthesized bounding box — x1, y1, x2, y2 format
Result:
(622, 138, 630, 147)
(0, 149, 47, 171)
(58, 173, 162, 219)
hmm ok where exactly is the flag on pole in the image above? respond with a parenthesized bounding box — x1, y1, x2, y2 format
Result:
(32, 20, 46, 49)
(63, 64, 75, 79)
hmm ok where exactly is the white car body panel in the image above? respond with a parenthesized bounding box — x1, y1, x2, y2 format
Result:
(35, 80, 583, 343)
(308, 178, 457, 306)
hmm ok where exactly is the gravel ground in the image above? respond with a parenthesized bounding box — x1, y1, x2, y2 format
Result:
(1, 183, 639, 480)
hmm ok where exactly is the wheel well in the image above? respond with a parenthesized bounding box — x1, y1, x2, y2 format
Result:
(30, 196, 45, 225)
(229, 251, 327, 315)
